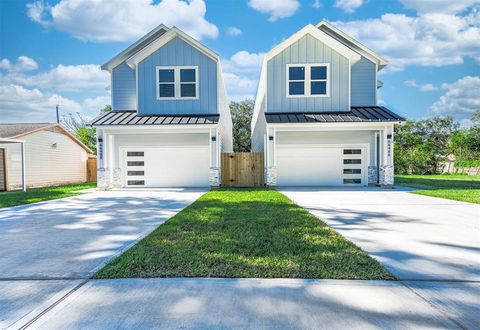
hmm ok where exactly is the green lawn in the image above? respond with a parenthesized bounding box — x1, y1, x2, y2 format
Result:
(0, 183, 96, 208)
(96, 189, 393, 280)
(395, 174, 480, 204)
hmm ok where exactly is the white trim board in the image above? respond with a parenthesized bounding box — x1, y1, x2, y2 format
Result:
(155, 66, 199, 100)
(267, 122, 398, 130)
(126, 27, 219, 69)
(102, 24, 169, 72)
(265, 24, 361, 64)
(316, 20, 388, 69)
(286, 63, 330, 98)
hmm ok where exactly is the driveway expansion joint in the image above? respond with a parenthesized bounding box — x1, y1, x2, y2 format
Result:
(18, 279, 90, 330)
(399, 280, 467, 330)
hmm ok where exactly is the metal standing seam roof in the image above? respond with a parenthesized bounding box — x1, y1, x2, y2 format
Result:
(90, 111, 220, 126)
(265, 106, 405, 124)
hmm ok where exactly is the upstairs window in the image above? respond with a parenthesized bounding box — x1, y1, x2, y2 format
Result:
(157, 66, 198, 100)
(287, 64, 329, 97)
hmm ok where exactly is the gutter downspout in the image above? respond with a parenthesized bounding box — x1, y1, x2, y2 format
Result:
(21, 141, 26, 192)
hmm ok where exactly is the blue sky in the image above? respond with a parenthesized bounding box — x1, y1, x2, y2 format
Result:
(0, 0, 479, 124)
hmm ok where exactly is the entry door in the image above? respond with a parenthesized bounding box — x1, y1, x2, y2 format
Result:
(124, 147, 210, 188)
(276, 145, 367, 186)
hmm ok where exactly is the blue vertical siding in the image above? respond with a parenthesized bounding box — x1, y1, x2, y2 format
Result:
(137, 37, 217, 115)
(266, 34, 350, 113)
(112, 62, 136, 110)
(351, 56, 376, 106)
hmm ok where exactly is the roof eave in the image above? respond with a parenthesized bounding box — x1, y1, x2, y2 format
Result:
(101, 24, 170, 72)
(316, 20, 389, 68)
(126, 27, 219, 70)
(265, 24, 361, 64)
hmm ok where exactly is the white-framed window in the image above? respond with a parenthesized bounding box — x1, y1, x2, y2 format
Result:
(156, 66, 198, 100)
(286, 63, 329, 98)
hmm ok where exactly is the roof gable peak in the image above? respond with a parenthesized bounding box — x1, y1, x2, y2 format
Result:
(125, 27, 219, 69)
(266, 24, 361, 64)
(101, 24, 170, 72)
(316, 20, 388, 69)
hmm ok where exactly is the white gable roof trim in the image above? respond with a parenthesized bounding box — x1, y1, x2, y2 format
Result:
(316, 20, 388, 68)
(101, 24, 169, 72)
(126, 27, 219, 69)
(266, 24, 361, 64)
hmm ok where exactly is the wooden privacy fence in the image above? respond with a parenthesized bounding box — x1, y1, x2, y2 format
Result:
(221, 152, 264, 187)
(87, 157, 97, 183)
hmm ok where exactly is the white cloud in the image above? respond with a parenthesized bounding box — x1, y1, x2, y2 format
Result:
(0, 56, 110, 123)
(312, 0, 322, 9)
(399, 0, 478, 14)
(26, 0, 219, 42)
(248, 0, 300, 22)
(0, 84, 110, 123)
(0, 56, 38, 72)
(428, 76, 480, 120)
(1, 60, 109, 92)
(221, 51, 265, 101)
(334, 0, 364, 13)
(404, 80, 439, 91)
(226, 27, 242, 37)
(0, 84, 81, 123)
(332, 10, 480, 71)
(419, 83, 438, 92)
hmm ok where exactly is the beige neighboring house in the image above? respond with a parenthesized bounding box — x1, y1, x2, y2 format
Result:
(0, 123, 93, 191)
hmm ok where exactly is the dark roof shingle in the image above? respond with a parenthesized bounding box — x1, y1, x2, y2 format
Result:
(0, 123, 54, 138)
(265, 106, 405, 124)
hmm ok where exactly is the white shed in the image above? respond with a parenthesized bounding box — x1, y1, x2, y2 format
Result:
(0, 123, 93, 191)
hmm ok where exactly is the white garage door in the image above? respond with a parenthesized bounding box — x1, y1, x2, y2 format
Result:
(123, 147, 210, 188)
(276, 145, 367, 186)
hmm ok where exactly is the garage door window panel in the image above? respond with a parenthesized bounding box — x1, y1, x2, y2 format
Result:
(127, 161, 144, 167)
(128, 180, 145, 186)
(344, 159, 362, 164)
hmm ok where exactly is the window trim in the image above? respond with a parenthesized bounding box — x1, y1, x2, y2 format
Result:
(286, 63, 330, 98)
(156, 66, 199, 100)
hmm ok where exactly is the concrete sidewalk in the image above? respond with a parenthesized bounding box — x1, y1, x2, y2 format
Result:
(13, 278, 478, 329)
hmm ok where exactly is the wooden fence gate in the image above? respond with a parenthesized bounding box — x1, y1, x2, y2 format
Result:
(87, 157, 97, 183)
(221, 152, 264, 187)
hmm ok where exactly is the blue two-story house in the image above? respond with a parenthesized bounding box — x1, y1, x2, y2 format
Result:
(251, 21, 405, 187)
(92, 25, 232, 188)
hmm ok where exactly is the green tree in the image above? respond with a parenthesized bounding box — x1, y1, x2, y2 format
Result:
(102, 104, 112, 113)
(394, 117, 457, 174)
(230, 99, 254, 152)
(61, 104, 112, 154)
(449, 111, 480, 160)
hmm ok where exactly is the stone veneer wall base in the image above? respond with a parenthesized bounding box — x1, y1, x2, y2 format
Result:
(266, 167, 277, 186)
(379, 165, 394, 186)
(209, 167, 220, 187)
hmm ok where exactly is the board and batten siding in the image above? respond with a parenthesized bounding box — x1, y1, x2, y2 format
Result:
(137, 37, 217, 115)
(0, 129, 89, 190)
(351, 56, 376, 106)
(112, 62, 137, 110)
(267, 34, 350, 113)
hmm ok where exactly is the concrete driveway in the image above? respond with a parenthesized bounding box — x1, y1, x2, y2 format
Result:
(281, 187, 480, 329)
(281, 187, 480, 281)
(2, 187, 479, 329)
(0, 189, 206, 279)
(0, 189, 205, 329)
